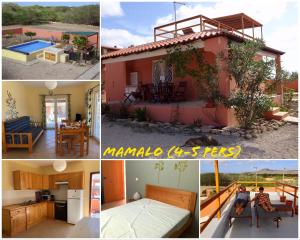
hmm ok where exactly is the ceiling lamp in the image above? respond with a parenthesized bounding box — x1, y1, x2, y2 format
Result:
(45, 81, 57, 90)
(53, 160, 67, 172)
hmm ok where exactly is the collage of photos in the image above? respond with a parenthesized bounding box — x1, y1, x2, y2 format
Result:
(1, 0, 299, 240)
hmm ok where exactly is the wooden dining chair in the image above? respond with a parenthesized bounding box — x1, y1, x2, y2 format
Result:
(70, 127, 85, 157)
(55, 124, 72, 155)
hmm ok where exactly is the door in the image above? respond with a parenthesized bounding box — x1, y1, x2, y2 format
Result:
(89, 172, 100, 217)
(92, 90, 100, 141)
(101, 161, 124, 203)
(45, 96, 68, 129)
(11, 210, 26, 236)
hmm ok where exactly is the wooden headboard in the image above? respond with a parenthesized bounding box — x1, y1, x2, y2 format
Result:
(145, 184, 197, 214)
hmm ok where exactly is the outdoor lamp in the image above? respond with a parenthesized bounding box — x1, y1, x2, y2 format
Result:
(53, 160, 67, 172)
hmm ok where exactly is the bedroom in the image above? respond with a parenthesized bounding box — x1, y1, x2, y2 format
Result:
(101, 160, 199, 238)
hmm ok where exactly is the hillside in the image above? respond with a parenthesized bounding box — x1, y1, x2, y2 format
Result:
(2, 3, 99, 26)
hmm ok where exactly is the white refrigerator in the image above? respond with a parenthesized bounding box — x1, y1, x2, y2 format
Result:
(67, 190, 84, 224)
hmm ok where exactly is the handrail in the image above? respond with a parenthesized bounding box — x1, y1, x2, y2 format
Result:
(200, 180, 298, 233)
(154, 14, 259, 41)
(201, 181, 238, 209)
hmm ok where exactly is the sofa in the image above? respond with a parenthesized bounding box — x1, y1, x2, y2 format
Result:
(2, 116, 44, 153)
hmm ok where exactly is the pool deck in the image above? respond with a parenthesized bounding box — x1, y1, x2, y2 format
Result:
(2, 57, 99, 80)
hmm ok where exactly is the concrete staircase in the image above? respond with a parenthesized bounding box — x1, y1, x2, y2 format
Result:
(265, 107, 289, 121)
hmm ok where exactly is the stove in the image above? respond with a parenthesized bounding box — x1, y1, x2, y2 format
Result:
(55, 200, 67, 221)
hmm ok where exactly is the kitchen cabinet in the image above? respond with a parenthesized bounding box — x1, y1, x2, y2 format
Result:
(47, 202, 55, 219)
(68, 172, 84, 189)
(26, 204, 39, 229)
(42, 175, 49, 189)
(55, 173, 69, 182)
(31, 174, 43, 189)
(13, 171, 32, 190)
(49, 175, 58, 190)
(2, 207, 26, 236)
(39, 202, 47, 219)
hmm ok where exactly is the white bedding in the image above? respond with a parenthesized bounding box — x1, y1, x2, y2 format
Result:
(101, 198, 191, 238)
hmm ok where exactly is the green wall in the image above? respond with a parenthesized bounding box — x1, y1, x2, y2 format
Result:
(125, 160, 199, 237)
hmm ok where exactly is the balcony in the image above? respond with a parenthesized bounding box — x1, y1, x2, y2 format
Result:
(154, 13, 263, 42)
(200, 181, 298, 238)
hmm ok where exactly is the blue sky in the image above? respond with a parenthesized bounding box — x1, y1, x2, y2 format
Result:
(15, 2, 98, 7)
(102, 1, 298, 71)
(201, 160, 298, 173)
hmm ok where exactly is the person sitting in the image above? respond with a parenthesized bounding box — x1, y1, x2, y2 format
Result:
(234, 186, 250, 216)
(251, 186, 276, 212)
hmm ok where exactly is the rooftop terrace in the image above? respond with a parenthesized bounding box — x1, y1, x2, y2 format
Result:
(154, 13, 263, 41)
(201, 181, 298, 238)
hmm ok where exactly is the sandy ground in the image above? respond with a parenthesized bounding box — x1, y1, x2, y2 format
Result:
(3, 22, 99, 32)
(2, 58, 100, 80)
(101, 122, 298, 159)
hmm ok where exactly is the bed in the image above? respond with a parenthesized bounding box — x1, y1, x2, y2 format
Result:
(101, 184, 197, 238)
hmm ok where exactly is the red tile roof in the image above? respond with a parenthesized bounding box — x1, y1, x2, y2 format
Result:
(102, 30, 284, 60)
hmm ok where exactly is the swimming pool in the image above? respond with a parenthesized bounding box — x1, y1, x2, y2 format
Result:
(8, 40, 54, 54)
(3, 40, 56, 62)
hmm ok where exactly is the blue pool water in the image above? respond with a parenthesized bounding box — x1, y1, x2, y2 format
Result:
(8, 40, 54, 54)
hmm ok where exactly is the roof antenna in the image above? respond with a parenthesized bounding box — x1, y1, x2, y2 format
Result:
(173, 1, 186, 37)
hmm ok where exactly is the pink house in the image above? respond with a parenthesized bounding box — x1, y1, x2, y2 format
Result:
(102, 13, 284, 127)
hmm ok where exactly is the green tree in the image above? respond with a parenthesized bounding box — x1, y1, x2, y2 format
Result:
(24, 31, 36, 40)
(165, 44, 222, 104)
(72, 36, 88, 63)
(225, 40, 274, 128)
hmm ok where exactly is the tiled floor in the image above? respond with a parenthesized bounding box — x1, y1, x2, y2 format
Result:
(11, 219, 75, 238)
(3, 130, 100, 159)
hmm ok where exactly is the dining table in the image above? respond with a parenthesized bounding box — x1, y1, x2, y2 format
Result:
(58, 123, 86, 157)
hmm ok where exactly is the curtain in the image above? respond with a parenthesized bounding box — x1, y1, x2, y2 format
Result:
(41, 95, 46, 129)
(87, 89, 93, 133)
(67, 94, 71, 120)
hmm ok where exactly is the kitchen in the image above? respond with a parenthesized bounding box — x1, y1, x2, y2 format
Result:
(2, 160, 100, 238)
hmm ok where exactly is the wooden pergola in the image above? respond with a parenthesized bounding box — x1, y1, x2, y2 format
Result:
(213, 13, 263, 39)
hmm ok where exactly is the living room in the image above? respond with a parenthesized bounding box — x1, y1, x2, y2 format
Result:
(2, 81, 100, 159)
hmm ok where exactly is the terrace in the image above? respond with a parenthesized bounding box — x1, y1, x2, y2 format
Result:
(154, 13, 263, 41)
(200, 162, 298, 238)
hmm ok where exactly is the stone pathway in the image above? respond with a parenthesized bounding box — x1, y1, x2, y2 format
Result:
(101, 121, 298, 159)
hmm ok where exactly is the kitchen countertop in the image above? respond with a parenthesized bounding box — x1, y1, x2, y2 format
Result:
(3, 201, 55, 210)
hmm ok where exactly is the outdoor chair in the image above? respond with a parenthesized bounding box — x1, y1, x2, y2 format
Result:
(228, 191, 252, 227)
(141, 84, 154, 102)
(254, 193, 281, 228)
(174, 81, 187, 101)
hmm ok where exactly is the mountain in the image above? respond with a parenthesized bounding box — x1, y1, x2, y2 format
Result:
(243, 168, 298, 175)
